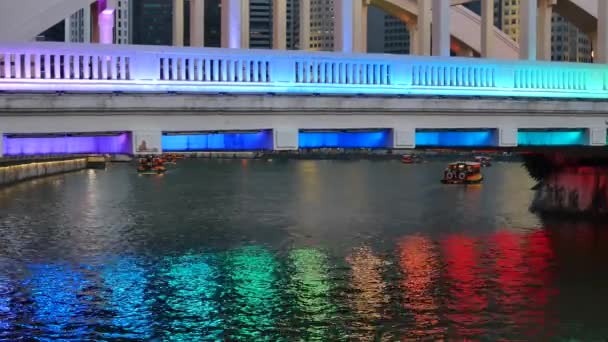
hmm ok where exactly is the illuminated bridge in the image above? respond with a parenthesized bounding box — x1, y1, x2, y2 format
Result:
(0, 42, 607, 156)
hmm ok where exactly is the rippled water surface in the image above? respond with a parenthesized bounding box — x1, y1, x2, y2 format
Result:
(1, 159, 608, 340)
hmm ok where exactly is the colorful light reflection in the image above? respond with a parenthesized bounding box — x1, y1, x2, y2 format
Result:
(346, 246, 388, 340)
(398, 235, 444, 339)
(288, 248, 335, 340)
(102, 257, 152, 340)
(3, 133, 132, 155)
(161, 131, 273, 151)
(224, 246, 279, 339)
(415, 130, 495, 147)
(25, 264, 90, 339)
(163, 254, 222, 341)
(298, 130, 390, 149)
(518, 130, 586, 146)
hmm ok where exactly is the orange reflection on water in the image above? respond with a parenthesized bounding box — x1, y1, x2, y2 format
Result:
(346, 246, 389, 341)
(398, 235, 444, 339)
(442, 235, 487, 338)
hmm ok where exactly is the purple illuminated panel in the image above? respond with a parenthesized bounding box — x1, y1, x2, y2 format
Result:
(3, 133, 132, 156)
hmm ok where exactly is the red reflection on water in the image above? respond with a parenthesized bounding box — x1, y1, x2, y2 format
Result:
(398, 235, 445, 339)
(441, 235, 486, 338)
(522, 230, 555, 337)
(489, 231, 526, 332)
(488, 229, 557, 339)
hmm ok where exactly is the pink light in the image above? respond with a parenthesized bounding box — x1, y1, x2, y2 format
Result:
(99, 8, 115, 45)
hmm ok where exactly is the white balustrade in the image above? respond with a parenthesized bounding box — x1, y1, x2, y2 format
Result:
(0, 41, 607, 99)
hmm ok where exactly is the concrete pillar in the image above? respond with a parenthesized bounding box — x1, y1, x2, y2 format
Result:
(133, 130, 163, 155)
(537, 0, 552, 60)
(519, 0, 537, 60)
(0, 133, 3, 158)
(64, 16, 71, 43)
(498, 127, 518, 147)
(481, 0, 494, 58)
(392, 127, 416, 149)
(431, 0, 449, 56)
(299, 0, 310, 49)
(221, 0, 249, 48)
(98, 0, 116, 44)
(173, 0, 184, 46)
(334, 0, 352, 52)
(350, 1, 367, 53)
(597, 0, 608, 63)
(190, 0, 205, 46)
(408, 23, 419, 55)
(417, 0, 431, 56)
(273, 0, 287, 49)
(587, 127, 607, 146)
(273, 128, 299, 150)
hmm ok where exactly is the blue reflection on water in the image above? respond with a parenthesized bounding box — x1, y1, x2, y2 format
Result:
(102, 257, 152, 340)
(162, 131, 273, 151)
(416, 130, 495, 147)
(25, 264, 90, 340)
(299, 131, 390, 148)
(162, 254, 223, 341)
(0, 274, 13, 333)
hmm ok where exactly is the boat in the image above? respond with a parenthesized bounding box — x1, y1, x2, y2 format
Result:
(474, 156, 492, 167)
(86, 155, 107, 169)
(441, 162, 483, 184)
(137, 157, 167, 174)
(401, 154, 421, 164)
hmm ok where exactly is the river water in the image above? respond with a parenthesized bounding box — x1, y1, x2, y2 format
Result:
(0, 159, 607, 340)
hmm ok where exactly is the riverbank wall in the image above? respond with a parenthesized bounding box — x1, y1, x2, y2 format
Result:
(0, 158, 87, 186)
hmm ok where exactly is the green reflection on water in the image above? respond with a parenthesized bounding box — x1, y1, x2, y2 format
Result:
(224, 246, 280, 341)
(102, 257, 152, 340)
(163, 254, 222, 341)
(288, 248, 336, 341)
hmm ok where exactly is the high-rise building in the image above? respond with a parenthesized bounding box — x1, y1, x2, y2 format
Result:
(65, 8, 91, 43)
(309, 0, 334, 51)
(497, 0, 591, 62)
(250, 0, 273, 48)
(115, 0, 130, 44)
(132, 0, 173, 45)
(551, 13, 592, 62)
(383, 14, 409, 54)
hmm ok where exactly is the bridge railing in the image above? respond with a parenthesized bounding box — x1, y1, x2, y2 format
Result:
(0, 41, 607, 98)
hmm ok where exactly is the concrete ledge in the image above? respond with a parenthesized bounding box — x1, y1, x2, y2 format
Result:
(2, 93, 608, 116)
(0, 158, 86, 186)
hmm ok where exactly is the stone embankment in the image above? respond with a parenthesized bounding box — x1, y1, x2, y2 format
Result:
(0, 157, 86, 186)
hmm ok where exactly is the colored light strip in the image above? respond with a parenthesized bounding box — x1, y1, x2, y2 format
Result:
(299, 130, 390, 148)
(162, 131, 273, 151)
(517, 130, 586, 146)
(3, 133, 131, 155)
(416, 130, 495, 147)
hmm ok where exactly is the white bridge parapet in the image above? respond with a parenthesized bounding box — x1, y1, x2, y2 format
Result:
(0, 42, 608, 99)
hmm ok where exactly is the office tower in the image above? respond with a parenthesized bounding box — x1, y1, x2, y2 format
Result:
(383, 14, 409, 54)
(115, 0, 130, 44)
(132, 0, 173, 45)
(309, 0, 334, 51)
(551, 13, 591, 62)
(250, 0, 273, 48)
(65, 8, 91, 43)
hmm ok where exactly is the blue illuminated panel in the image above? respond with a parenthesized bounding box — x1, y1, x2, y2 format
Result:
(162, 131, 273, 151)
(299, 130, 390, 148)
(518, 130, 586, 146)
(416, 130, 495, 147)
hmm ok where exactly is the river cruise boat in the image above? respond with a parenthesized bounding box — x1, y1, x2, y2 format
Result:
(441, 162, 483, 184)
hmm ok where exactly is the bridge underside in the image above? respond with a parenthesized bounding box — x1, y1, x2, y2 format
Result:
(0, 94, 606, 156)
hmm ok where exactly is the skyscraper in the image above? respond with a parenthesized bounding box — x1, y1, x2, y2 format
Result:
(65, 8, 91, 43)
(250, 0, 273, 48)
(132, 0, 173, 45)
(551, 13, 592, 62)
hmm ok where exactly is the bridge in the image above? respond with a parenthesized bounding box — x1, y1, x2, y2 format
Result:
(0, 42, 607, 156)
